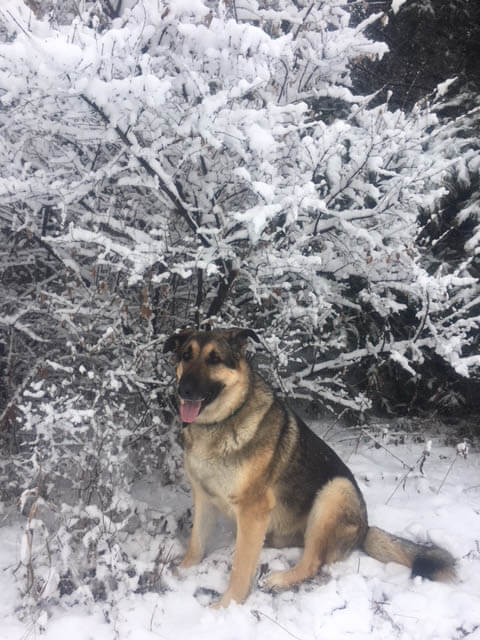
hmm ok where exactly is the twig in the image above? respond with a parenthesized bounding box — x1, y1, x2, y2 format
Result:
(5, 9, 33, 38)
(149, 603, 159, 633)
(361, 429, 410, 468)
(436, 455, 458, 495)
(251, 610, 307, 640)
(437, 443, 468, 494)
(463, 485, 480, 493)
(412, 291, 430, 343)
(195, 268, 203, 329)
(206, 260, 238, 319)
(385, 452, 425, 505)
(292, 3, 315, 41)
(277, 59, 289, 104)
(321, 409, 348, 440)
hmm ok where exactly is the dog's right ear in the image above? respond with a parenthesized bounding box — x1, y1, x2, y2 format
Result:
(222, 328, 261, 355)
(163, 328, 195, 355)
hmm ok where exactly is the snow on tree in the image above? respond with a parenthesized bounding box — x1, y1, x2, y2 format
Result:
(2, 0, 477, 414)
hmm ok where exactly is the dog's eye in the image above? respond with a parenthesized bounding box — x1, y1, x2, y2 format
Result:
(207, 351, 222, 365)
(182, 348, 192, 362)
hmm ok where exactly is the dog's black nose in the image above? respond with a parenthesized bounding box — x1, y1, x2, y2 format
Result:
(178, 376, 201, 401)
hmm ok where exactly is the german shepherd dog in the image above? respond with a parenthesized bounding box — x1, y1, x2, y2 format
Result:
(164, 328, 455, 608)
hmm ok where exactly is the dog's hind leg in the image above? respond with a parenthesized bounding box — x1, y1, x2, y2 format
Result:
(264, 477, 366, 590)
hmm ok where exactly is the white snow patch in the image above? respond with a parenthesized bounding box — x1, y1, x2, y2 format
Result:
(391, 0, 408, 14)
(436, 77, 457, 97)
(1, 427, 480, 639)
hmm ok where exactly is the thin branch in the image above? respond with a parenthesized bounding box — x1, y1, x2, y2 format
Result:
(412, 291, 430, 343)
(296, 336, 434, 379)
(385, 452, 425, 505)
(277, 59, 289, 104)
(437, 454, 459, 494)
(195, 268, 203, 329)
(251, 610, 307, 640)
(206, 261, 238, 319)
(292, 3, 315, 41)
(361, 429, 411, 468)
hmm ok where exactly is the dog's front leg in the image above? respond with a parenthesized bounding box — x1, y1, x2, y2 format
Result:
(181, 482, 216, 568)
(214, 491, 274, 608)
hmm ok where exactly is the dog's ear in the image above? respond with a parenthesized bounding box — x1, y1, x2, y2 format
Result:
(163, 328, 195, 355)
(223, 328, 260, 351)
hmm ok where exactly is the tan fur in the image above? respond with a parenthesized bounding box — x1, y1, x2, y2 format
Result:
(363, 526, 415, 567)
(184, 427, 278, 606)
(164, 328, 456, 608)
(265, 478, 366, 590)
(363, 526, 456, 582)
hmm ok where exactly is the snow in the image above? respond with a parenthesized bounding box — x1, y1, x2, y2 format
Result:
(234, 203, 282, 243)
(391, 0, 408, 14)
(1, 424, 479, 640)
(436, 78, 458, 97)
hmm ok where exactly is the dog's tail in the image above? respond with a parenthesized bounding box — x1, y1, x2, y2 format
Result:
(362, 526, 456, 581)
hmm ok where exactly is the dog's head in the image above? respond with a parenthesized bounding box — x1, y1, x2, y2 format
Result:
(164, 328, 259, 424)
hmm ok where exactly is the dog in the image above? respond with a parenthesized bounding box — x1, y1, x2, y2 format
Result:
(164, 327, 455, 608)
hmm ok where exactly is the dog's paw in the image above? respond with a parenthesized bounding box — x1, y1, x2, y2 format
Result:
(179, 553, 202, 570)
(194, 586, 221, 607)
(169, 562, 181, 578)
(260, 569, 305, 593)
(259, 570, 287, 593)
(209, 589, 247, 608)
(209, 593, 234, 609)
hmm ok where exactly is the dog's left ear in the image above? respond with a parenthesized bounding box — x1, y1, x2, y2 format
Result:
(224, 328, 260, 351)
(163, 328, 195, 355)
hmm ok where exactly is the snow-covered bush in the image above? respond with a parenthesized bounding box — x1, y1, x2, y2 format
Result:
(2, 0, 478, 413)
(347, 0, 480, 412)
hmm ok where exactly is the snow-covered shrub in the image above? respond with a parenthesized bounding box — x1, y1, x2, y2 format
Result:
(413, 81, 480, 413)
(0, 263, 182, 609)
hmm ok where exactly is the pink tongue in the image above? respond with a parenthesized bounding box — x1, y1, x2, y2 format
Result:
(180, 400, 202, 423)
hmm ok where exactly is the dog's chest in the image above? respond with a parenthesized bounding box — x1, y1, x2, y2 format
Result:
(184, 442, 239, 516)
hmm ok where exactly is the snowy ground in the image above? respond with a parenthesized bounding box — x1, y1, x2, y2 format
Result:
(1, 422, 479, 640)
